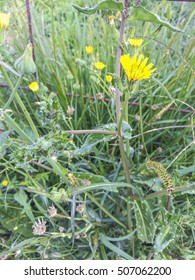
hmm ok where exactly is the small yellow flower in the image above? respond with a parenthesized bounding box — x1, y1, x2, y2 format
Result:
(85, 45, 93, 55)
(28, 81, 39, 92)
(1, 180, 8, 187)
(120, 54, 156, 82)
(106, 74, 112, 83)
(0, 13, 10, 30)
(108, 15, 117, 25)
(95, 61, 106, 70)
(128, 38, 144, 48)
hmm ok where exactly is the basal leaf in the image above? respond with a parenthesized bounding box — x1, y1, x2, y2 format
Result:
(72, 0, 123, 15)
(134, 200, 156, 243)
(128, 6, 182, 32)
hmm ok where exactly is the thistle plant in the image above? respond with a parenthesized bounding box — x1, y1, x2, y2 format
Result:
(0, 0, 194, 260)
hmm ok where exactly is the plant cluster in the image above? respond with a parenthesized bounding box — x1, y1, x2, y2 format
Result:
(0, 0, 194, 260)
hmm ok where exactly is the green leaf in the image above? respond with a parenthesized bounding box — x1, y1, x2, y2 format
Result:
(122, 121, 132, 140)
(74, 172, 109, 183)
(72, 0, 123, 15)
(14, 188, 35, 222)
(0, 130, 10, 157)
(128, 6, 183, 32)
(100, 233, 134, 260)
(134, 200, 156, 243)
(47, 158, 69, 184)
(153, 225, 175, 253)
(74, 123, 117, 155)
(177, 165, 195, 176)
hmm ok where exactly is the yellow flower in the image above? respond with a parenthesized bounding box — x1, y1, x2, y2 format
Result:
(106, 74, 112, 83)
(128, 38, 144, 48)
(85, 45, 93, 54)
(28, 81, 39, 92)
(120, 54, 156, 81)
(0, 13, 10, 30)
(95, 61, 106, 70)
(1, 180, 8, 187)
(108, 15, 117, 25)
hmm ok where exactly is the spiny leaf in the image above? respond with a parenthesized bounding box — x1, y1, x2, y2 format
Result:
(72, 0, 123, 15)
(134, 200, 156, 243)
(153, 225, 175, 253)
(128, 6, 183, 33)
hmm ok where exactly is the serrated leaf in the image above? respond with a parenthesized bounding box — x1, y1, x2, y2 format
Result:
(134, 200, 156, 243)
(74, 123, 117, 155)
(154, 225, 175, 253)
(72, 0, 123, 15)
(100, 233, 134, 260)
(128, 6, 182, 32)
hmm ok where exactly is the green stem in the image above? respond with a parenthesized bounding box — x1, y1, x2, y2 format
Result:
(3, 75, 23, 110)
(117, 92, 133, 230)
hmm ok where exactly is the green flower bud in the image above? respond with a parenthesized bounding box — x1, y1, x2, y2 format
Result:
(14, 43, 36, 75)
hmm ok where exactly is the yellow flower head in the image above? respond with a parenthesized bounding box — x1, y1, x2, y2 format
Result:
(106, 74, 112, 83)
(85, 45, 93, 55)
(1, 180, 8, 187)
(120, 54, 156, 82)
(95, 61, 106, 70)
(0, 13, 10, 30)
(28, 81, 39, 92)
(128, 38, 144, 48)
(108, 15, 117, 25)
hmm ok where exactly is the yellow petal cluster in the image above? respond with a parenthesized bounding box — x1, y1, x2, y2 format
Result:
(106, 74, 112, 83)
(120, 54, 156, 81)
(0, 13, 10, 30)
(94, 61, 106, 70)
(28, 81, 39, 92)
(128, 38, 144, 48)
(85, 45, 93, 54)
(1, 180, 8, 187)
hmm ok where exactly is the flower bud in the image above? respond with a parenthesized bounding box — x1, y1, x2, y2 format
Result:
(14, 43, 36, 75)
(0, 13, 10, 30)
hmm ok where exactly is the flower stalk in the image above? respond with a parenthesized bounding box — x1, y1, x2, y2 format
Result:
(115, 0, 133, 231)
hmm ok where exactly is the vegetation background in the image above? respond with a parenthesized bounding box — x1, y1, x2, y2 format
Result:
(0, 0, 195, 260)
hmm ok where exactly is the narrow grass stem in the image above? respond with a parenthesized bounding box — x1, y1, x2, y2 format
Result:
(1, 66, 39, 139)
(3, 75, 23, 110)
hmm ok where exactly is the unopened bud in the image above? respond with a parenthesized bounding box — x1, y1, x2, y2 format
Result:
(14, 43, 36, 75)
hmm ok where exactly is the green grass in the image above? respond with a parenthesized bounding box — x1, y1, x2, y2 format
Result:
(0, 0, 195, 260)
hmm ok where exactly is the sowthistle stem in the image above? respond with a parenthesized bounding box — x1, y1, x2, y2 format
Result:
(115, 0, 133, 231)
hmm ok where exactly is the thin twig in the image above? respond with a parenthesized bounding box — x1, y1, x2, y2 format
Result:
(1, 83, 194, 115)
(62, 130, 117, 135)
